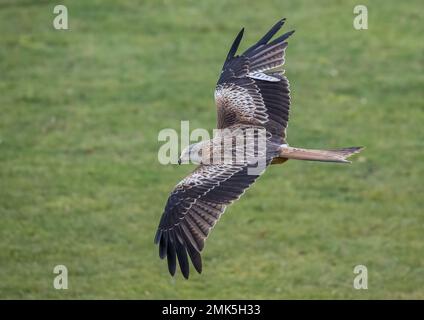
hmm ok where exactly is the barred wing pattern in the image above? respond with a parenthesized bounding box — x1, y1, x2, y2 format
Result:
(155, 19, 295, 278)
(154, 163, 266, 278)
(216, 19, 294, 144)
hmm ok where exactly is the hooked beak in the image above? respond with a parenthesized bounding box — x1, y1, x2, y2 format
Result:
(178, 158, 181, 165)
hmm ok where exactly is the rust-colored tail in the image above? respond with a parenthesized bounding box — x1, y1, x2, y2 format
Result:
(277, 146, 364, 163)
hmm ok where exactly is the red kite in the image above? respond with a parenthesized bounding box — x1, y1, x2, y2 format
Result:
(154, 19, 363, 278)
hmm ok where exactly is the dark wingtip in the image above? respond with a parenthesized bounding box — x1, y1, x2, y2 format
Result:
(284, 29, 296, 41)
(258, 19, 286, 45)
(168, 260, 176, 276)
(193, 260, 202, 274)
(158, 232, 168, 259)
(244, 19, 291, 55)
(180, 261, 190, 279)
(225, 27, 244, 63)
(167, 238, 177, 276)
(268, 29, 295, 46)
(188, 249, 202, 274)
(154, 229, 161, 244)
(176, 245, 190, 279)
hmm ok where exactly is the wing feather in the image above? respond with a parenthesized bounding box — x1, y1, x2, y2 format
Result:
(154, 163, 266, 278)
(166, 233, 177, 276)
(216, 20, 294, 143)
(155, 19, 294, 278)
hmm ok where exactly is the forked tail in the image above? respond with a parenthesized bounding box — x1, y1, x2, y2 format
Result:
(279, 146, 364, 163)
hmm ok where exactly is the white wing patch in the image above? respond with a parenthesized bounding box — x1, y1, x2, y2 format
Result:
(248, 72, 280, 82)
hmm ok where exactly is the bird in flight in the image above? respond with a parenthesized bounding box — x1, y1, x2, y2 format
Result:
(154, 19, 363, 279)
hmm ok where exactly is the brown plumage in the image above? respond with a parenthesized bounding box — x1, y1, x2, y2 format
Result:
(154, 19, 363, 279)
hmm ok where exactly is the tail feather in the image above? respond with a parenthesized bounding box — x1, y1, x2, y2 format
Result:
(278, 146, 364, 163)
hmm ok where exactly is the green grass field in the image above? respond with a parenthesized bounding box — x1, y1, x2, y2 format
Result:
(0, 0, 423, 299)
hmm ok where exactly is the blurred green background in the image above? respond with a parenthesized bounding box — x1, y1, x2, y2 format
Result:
(0, 0, 423, 299)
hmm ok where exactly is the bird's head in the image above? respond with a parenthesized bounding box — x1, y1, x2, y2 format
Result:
(179, 142, 204, 165)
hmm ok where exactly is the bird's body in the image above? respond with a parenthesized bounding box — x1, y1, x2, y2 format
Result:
(155, 19, 363, 279)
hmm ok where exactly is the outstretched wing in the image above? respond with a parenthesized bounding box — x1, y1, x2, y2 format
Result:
(215, 19, 294, 144)
(154, 163, 266, 279)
